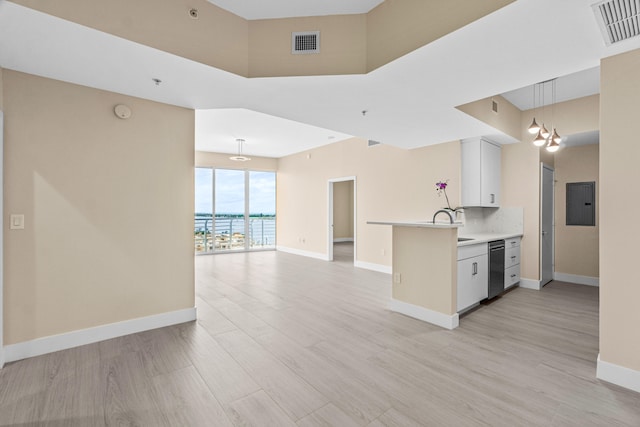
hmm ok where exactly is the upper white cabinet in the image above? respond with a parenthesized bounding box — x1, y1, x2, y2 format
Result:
(461, 138, 501, 207)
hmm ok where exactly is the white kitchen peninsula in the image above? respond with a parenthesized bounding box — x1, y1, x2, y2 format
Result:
(368, 221, 462, 330)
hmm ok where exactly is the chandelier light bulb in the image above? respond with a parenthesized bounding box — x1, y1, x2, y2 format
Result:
(540, 124, 550, 139)
(546, 138, 560, 152)
(533, 130, 547, 147)
(527, 118, 540, 134)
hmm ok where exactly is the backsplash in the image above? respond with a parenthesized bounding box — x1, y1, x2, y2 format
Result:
(462, 207, 524, 235)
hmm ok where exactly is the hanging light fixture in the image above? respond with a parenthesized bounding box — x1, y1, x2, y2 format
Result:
(527, 83, 540, 134)
(546, 79, 562, 152)
(229, 138, 251, 162)
(533, 130, 547, 147)
(546, 138, 560, 152)
(528, 79, 562, 151)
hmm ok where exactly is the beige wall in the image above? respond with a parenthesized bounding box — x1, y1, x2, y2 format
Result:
(366, 0, 513, 71)
(554, 144, 599, 278)
(15, 0, 511, 78)
(501, 95, 600, 282)
(3, 71, 195, 344)
(249, 15, 367, 77)
(277, 138, 460, 265)
(13, 0, 250, 77)
(333, 180, 354, 240)
(195, 151, 278, 171)
(600, 48, 640, 372)
(0, 67, 3, 110)
(456, 96, 522, 141)
(393, 226, 457, 315)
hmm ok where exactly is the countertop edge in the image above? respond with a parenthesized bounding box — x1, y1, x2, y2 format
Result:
(457, 233, 523, 247)
(368, 221, 462, 229)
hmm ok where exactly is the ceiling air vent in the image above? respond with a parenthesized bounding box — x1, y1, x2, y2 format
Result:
(592, 0, 640, 45)
(292, 31, 320, 54)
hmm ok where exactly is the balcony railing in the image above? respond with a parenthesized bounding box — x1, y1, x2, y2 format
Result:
(195, 214, 276, 253)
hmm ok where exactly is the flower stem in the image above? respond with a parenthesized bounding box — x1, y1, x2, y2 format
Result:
(444, 189, 452, 210)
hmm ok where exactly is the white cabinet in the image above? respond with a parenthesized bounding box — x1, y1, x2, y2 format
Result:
(457, 244, 488, 312)
(461, 138, 501, 207)
(505, 237, 521, 288)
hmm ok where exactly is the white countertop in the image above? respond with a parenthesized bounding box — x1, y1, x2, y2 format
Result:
(367, 220, 462, 229)
(457, 232, 523, 247)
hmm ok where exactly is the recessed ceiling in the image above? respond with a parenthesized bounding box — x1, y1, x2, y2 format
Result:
(196, 109, 352, 157)
(1, 0, 639, 159)
(206, 0, 384, 20)
(501, 67, 601, 111)
(562, 130, 600, 147)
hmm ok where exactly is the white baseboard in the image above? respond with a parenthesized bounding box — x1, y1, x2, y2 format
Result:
(519, 278, 541, 290)
(553, 272, 599, 287)
(597, 354, 640, 393)
(389, 299, 459, 330)
(333, 238, 354, 243)
(3, 307, 197, 364)
(354, 260, 392, 274)
(276, 245, 329, 261)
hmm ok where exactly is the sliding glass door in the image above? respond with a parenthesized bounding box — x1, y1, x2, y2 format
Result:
(215, 169, 246, 251)
(249, 171, 276, 249)
(195, 167, 276, 253)
(194, 168, 213, 253)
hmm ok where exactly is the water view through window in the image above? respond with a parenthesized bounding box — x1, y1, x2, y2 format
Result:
(195, 168, 276, 253)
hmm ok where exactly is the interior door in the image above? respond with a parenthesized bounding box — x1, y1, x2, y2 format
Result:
(541, 165, 554, 286)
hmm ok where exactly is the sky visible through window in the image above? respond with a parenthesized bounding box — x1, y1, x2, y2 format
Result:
(195, 168, 276, 215)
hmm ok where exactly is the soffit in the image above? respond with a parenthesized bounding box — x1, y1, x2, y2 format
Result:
(206, 0, 384, 20)
(1, 0, 639, 158)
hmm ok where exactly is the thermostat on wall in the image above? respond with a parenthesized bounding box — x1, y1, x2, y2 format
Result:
(114, 104, 132, 119)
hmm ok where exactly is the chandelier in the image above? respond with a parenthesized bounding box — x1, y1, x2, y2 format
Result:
(229, 138, 251, 162)
(527, 79, 561, 152)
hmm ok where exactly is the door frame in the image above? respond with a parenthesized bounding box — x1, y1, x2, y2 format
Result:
(540, 163, 555, 287)
(327, 176, 357, 262)
(1, 112, 5, 367)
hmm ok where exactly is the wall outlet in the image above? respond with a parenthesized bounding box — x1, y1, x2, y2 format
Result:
(10, 214, 25, 230)
(393, 272, 401, 284)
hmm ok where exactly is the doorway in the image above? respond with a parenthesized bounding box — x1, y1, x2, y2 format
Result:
(541, 164, 554, 286)
(1, 112, 4, 367)
(327, 177, 356, 263)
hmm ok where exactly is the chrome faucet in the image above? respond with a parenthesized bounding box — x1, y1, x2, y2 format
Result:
(433, 209, 454, 224)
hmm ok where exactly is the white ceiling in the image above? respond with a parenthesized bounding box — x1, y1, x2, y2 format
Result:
(562, 130, 600, 147)
(501, 66, 601, 111)
(196, 109, 352, 157)
(206, 0, 384, 20)
(1, 0, 638, 158)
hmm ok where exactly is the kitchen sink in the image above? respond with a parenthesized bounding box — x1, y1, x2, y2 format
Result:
(457, 237, 475, 242)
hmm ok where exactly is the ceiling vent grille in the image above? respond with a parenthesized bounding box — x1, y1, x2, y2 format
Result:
(292, 31, 320, 54)
(592, 0, 640, 45)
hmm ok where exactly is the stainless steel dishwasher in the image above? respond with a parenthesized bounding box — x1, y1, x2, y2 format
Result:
(488, 240, 505, 299)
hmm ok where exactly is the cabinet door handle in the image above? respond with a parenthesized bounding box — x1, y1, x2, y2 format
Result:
(472, 262, 478, 275)
(490, 193, 495, 204)
(511, 256, 517, 259)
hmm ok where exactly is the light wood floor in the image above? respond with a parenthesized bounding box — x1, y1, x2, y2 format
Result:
(1, 246, 639, 426)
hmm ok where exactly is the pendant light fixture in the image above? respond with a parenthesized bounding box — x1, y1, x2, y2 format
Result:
(545, 79, 562, 152)
(229, 138, 251, 162)
(527, 84, 540, 134)
(528, 79, 562, 152)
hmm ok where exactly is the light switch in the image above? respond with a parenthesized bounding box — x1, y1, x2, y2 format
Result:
(10, 214, 25, 230)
